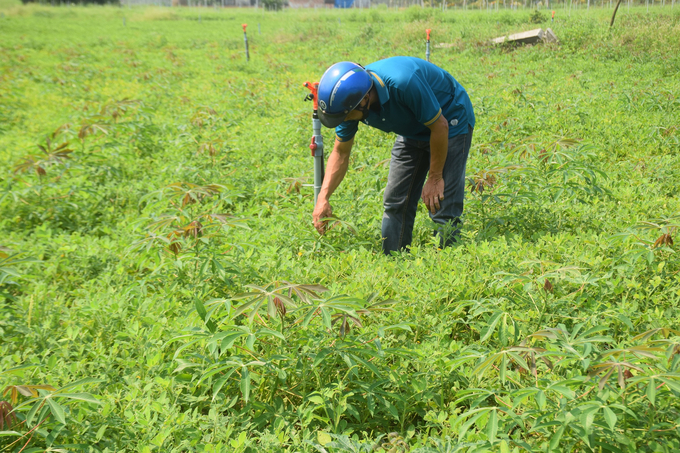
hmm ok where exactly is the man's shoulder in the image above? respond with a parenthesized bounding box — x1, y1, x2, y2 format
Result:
(366, 56, 420, 73)
(367, 57, 421, 89)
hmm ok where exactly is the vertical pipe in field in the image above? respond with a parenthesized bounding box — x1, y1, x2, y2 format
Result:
(303, 82, 325, 205)
(425, 29, 431, 62)
(242, 24, 249, 62)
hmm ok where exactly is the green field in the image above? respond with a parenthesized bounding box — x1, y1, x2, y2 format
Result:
(1, 3, 680, 452)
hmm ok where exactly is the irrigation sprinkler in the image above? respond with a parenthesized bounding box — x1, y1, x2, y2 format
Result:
(303, 82, 325, 205)
(242, 24, 250, 62)
(425, 29, 431, 62)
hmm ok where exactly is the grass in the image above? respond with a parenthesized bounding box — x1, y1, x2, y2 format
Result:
(1, 3, 679, 452)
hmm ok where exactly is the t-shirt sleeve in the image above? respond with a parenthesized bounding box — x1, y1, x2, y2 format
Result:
(335, 120, 359, 142)
(401, 73, 442, 127)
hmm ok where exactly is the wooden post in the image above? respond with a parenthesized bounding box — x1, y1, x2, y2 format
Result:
(610, 0, 623, 26)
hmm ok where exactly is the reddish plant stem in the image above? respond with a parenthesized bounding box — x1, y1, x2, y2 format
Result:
(16, 416, 47, 453)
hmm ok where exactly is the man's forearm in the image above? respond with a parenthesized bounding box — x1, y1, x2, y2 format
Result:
(318, 138, 353, 202)
(428, 115, 449, 179)
(421, 115, 449, 213)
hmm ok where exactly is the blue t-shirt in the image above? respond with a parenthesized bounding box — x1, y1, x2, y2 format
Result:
(335, 56, 475, 142)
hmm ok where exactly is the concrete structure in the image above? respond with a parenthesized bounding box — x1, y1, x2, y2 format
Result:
(288, 0, 333, 7)
(492, 27, 558, 44)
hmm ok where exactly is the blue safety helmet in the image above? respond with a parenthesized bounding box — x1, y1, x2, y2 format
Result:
(317, 62, 373, 128)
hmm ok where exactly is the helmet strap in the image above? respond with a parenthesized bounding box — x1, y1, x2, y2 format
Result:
(355, 96, 370, 120)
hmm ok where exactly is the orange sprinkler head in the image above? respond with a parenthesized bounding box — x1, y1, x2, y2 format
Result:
(426, 29, 431, 41)
(242, 24, 248, 32)
(304, 81, 319, 110)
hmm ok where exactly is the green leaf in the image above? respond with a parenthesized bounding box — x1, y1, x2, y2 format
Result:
(487, 408, 498, 443)
(25, 400, 41, 427)
(321, 307, 332, 330)
(549, 424, 565, 451)
(579, 325, 610, 338)
(0, 364, 40, 377)
(173, 359, 202, 373)
(548, 384, 575, 400)
(506, 350, 530, 372)
(95, 424, 108, 442)
(301, 306, 317, 328)
(257, 327, 285, 341)
(55, 392, 101, 405)
(480, 311, 503, 343)
(376, 322, 413, 336)
(536, 390, 546, 410)
(658, 376, 680, 393)
(580, 405, 598, 433)
(240, 367, 250, 403)
(317, 432, 332, 446)
(348, 353, 382, 377)
(56, 377, 104, 393)
(592, 440, 624, 453)
(46, 397, 66, 425)
(499, 314, 508, 347)
(245, 333, 256, 350)
(308, 395, 325, 405)
(603, 406, 617, 430)
(212, 369, 237, 400)
(499, 440, 510, 453)
(617, 314, 634, 330)
(170, 334, 205, 360)
(197, 363, 239, 386)
(646, 377, 656, 405)
(473, 353, 500, 378)
(384, 400, 399, 421)
(45, 423, 65, 446)
(266, 296, 277, 319)
(220, 330, 247, 350)
(195, 298, 217, 333)
(232, 296, 264, 322)
(313, 348, 332, 367)
(457, 408, 492, 441)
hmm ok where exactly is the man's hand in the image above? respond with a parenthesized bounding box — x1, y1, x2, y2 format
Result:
(422, 176, 444, 214)
(313, 199, 333, 235)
